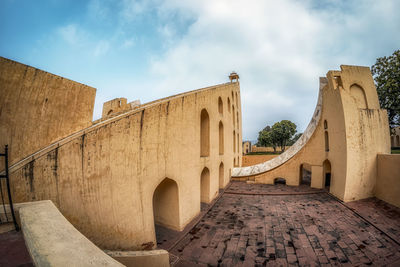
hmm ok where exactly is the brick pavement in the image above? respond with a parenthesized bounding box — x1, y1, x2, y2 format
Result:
(0, 230, 33, 267)
(167, 182, 400, 266)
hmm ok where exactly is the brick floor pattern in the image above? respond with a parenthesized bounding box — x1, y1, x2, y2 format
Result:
(170, 189, 400, 266)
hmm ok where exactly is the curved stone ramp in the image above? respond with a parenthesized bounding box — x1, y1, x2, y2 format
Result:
(232, 78, 326, 177)
(3, 82, 235, 176)
(19, 200, 124, 266)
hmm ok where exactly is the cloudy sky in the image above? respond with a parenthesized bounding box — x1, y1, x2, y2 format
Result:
(1, 0, 399, 141)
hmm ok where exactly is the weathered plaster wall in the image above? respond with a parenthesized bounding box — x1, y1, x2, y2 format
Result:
(4, 59, 242, 250)
(375, 154, 400, 208)
(0, 57, 96, 168)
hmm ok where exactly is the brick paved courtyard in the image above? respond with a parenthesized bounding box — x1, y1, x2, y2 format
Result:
(164, 182, 400, 266)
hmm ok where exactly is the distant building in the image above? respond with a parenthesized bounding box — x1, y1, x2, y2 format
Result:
(391, 126, 400, 147)
(243, 141, 251, 154)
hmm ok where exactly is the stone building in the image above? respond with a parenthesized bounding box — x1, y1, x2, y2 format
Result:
(242, 141, 251, 154)
(391, 126, 400, 147)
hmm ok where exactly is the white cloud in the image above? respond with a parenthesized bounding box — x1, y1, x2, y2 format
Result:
(93, 40, 110, 57)
(140, 0, 400, 140)
(57, 24, 84, 45)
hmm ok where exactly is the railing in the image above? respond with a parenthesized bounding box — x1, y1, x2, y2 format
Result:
(0, 145, 19, 230)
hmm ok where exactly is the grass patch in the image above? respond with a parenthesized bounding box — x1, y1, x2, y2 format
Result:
(391, 148, 400, 154)
(246, 151, 282, 155)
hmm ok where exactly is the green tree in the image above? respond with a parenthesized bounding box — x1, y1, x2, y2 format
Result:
(270, 120, 297, 152)
(257, 120, 297, 152)
(371, 49, 400, 128)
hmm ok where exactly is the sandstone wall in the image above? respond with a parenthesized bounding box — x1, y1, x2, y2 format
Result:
(7, 77, 242, 250)
(0, 57, 96, 168)
(375, 154, 400, 208)
(233, 65, 390, 202)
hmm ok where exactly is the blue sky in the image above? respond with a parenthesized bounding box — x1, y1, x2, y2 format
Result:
(1, 0, 399, 141)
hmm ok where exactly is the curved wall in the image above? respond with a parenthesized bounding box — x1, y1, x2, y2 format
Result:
(3, 59, 242, 250)
(233, 65, 390, 202)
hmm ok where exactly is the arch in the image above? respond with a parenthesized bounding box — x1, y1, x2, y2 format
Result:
(325, 131, 329, 152)
(200, 109, 210, 157)
(323, 159, 332, 187)
(107, 109, 113, 115)
(299, 163, 311, 185)
(200, 167, 210, 203)
(324, 120, 328, 129)
(231, 91, 234, 103)
(274, 177, 286, 185)
(233, 130, 236, 153)
(218, 97, 223, 114)
(228, 97, 231, 112)
(235, 92, 238, 107)
(237, 133, 239, 155)
(237, 111, 239, 127)
(350, 84, 368, 109)
(219, 162, 224, 189)
(234, 157, 236, 166)
(153, 178, 180, 231)
(232, 106, 235, 126)
(219, 121, 224, 155)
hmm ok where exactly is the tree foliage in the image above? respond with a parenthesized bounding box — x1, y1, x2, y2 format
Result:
(257, 120, 297, 152)
(371, 49, 400, 128)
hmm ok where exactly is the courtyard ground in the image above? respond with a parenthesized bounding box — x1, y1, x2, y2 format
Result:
(1, 181, 399, 266)
(158, 182, 400, 266)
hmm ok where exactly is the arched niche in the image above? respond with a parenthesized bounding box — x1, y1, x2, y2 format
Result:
(200, 109, 210, 157)
(219, 121, 224, 155)
(233, 130, 236, 153)
(200, 167, 210, 203)
(235, 92, 238, 107)
(299, 163, 311, 185)
(350, 84, 368, 109)
(153, 178, 180, 231)
(219, 162, 224, 189)
(218, 97, 223, 114)
(232, 106, 235, 126)
(325, 131, 330, 152)
(228, 97, 231, 112)
(323, 159, 332, 188)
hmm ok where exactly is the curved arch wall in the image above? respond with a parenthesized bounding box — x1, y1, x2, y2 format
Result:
(2, 58, 242, 250)
(233, 65, 390, 202)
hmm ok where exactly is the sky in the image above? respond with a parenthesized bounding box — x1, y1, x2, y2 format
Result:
(1, 0, 399, 141)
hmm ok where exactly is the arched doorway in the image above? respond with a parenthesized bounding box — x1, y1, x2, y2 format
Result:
(219, 162, 224, 189)
(153, 178, 180, 246)
(200, 167, 210, 204)
(299, 163, 311, 185)
(323, 160, 332, 188)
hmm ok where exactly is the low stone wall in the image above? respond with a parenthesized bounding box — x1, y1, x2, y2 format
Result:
(241, 155, 278, 167)
(107, 250, 170, 267)
(376, 154, 400, 208)
(19, 200, 123, 266)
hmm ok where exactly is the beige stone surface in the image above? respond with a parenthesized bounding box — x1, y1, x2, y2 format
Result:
(19, 200, 123, 267)
(107, 250, 169, 267)
(0, 56, 96, 168)
(375, 154, 400, 207)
